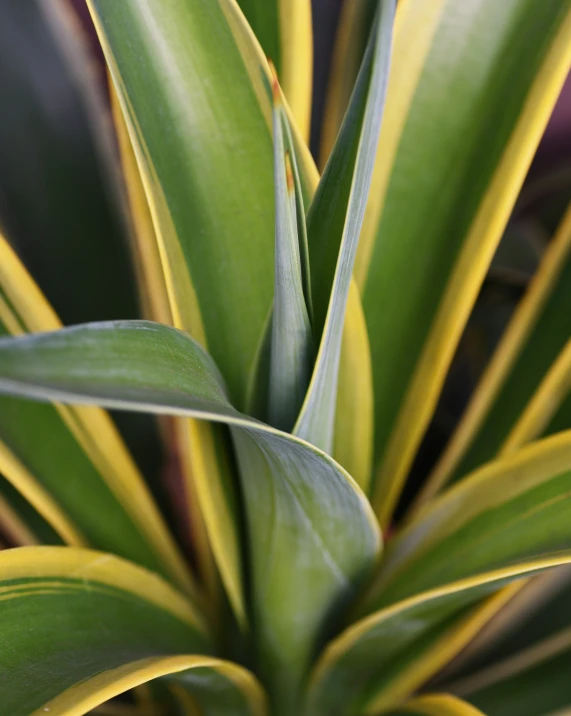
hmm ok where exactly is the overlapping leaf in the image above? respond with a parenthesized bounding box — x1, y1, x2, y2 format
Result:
(420, 202, 571, 504)
(0, 319, 380, 712)
(357, 0, 571, 525)
(87, 0, 275, 410)
(306, 430, 571, 713)
(0, 546, 265, 716)
(296, 0, 395, 454)
(307, 556, 571, 716)
(0, 236, 194, 595)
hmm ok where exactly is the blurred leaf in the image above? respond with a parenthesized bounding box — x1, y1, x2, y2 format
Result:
(0, 546, 266, 716)
(0, 319, 380, 712)
(389, 694, 486, 716)
(358, 0, 571, 526)
(420, 203, 571, 504)
(454, 629, 571, 716)
(0, 476, 43, 546)
(372, 432, 571, 608)
(319, 0, 376, 168)
(0, 0, 166, 510)
(0, 0, 137, 326)
(307, 555, 571, 716)
(0, 235, 195, 595)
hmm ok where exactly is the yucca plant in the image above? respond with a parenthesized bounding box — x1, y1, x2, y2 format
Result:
(1, 0, 571, 714)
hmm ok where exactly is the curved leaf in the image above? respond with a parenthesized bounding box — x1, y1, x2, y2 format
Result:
(111, 81, 236, 623)
(307, 556, 571, 716)
(0, 236, 195, 595)
(0, 546, 265, 716)
(87, 0, 275, 409)
(419, 201, 571, 505)
(390, 694, 486, 716)
(361, 0, 571, 526)
(0, 320, 380, 711)
(371, 431, 571, 608)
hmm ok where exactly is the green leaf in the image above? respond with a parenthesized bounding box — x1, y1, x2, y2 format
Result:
(87, 0, 276, 410)
(0, 476, 59, 546)
(419, 203, 571, 502)
(0, 319, 381, 712)
(360, 0, 571, 526)
(111, 82, 243, 624)
(332, 282, 374, 492)
(268, 85, 313, 432)
(295, 0, 395, 453)
(0, 0, 138, 327)
(318, 0, 377, 168)
(307, 555, 571, 716)
(236, 0, 280, 72)
(0, 240, 195, 596)
(370, 431, 571, 609)
(0, 0, 165, 489)
(0, 546, 266, 716)
(388, 694, 487, 716)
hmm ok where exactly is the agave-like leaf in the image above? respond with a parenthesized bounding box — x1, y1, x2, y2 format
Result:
(111, 75, 237, 623)
(318, 0, 377, 169)
(268, 79, 313, 432)
(0, 0, 165, 488)
(0, 320, 380, 712)
(419, 202, 571, 506)
(0, 546, 266, 716)
(0, 0, 138, 327)
(87, 0, 276, 410)
(295, 0, 395, 454)
(307, 555, 571, 715)
(311, 430, 571, 710)
(371, 431, 571, 607)
(388, 694, 486, 716)
(360, 0, 571, 526)
(0, 235, 196, 596)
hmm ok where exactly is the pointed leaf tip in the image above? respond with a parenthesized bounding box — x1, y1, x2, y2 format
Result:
(269, 61, 281, 105)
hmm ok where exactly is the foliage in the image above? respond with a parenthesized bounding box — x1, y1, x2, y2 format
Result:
(0, 0, 570, 714)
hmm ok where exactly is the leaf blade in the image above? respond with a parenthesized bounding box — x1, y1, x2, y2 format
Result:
(0, 320, 381, 710)
(295, 0, 395, 453)
(0, 546, 265, 716)
(362, 0, 571, 526)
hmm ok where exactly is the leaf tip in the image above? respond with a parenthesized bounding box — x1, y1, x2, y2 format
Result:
(268, 60, 281, 105)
